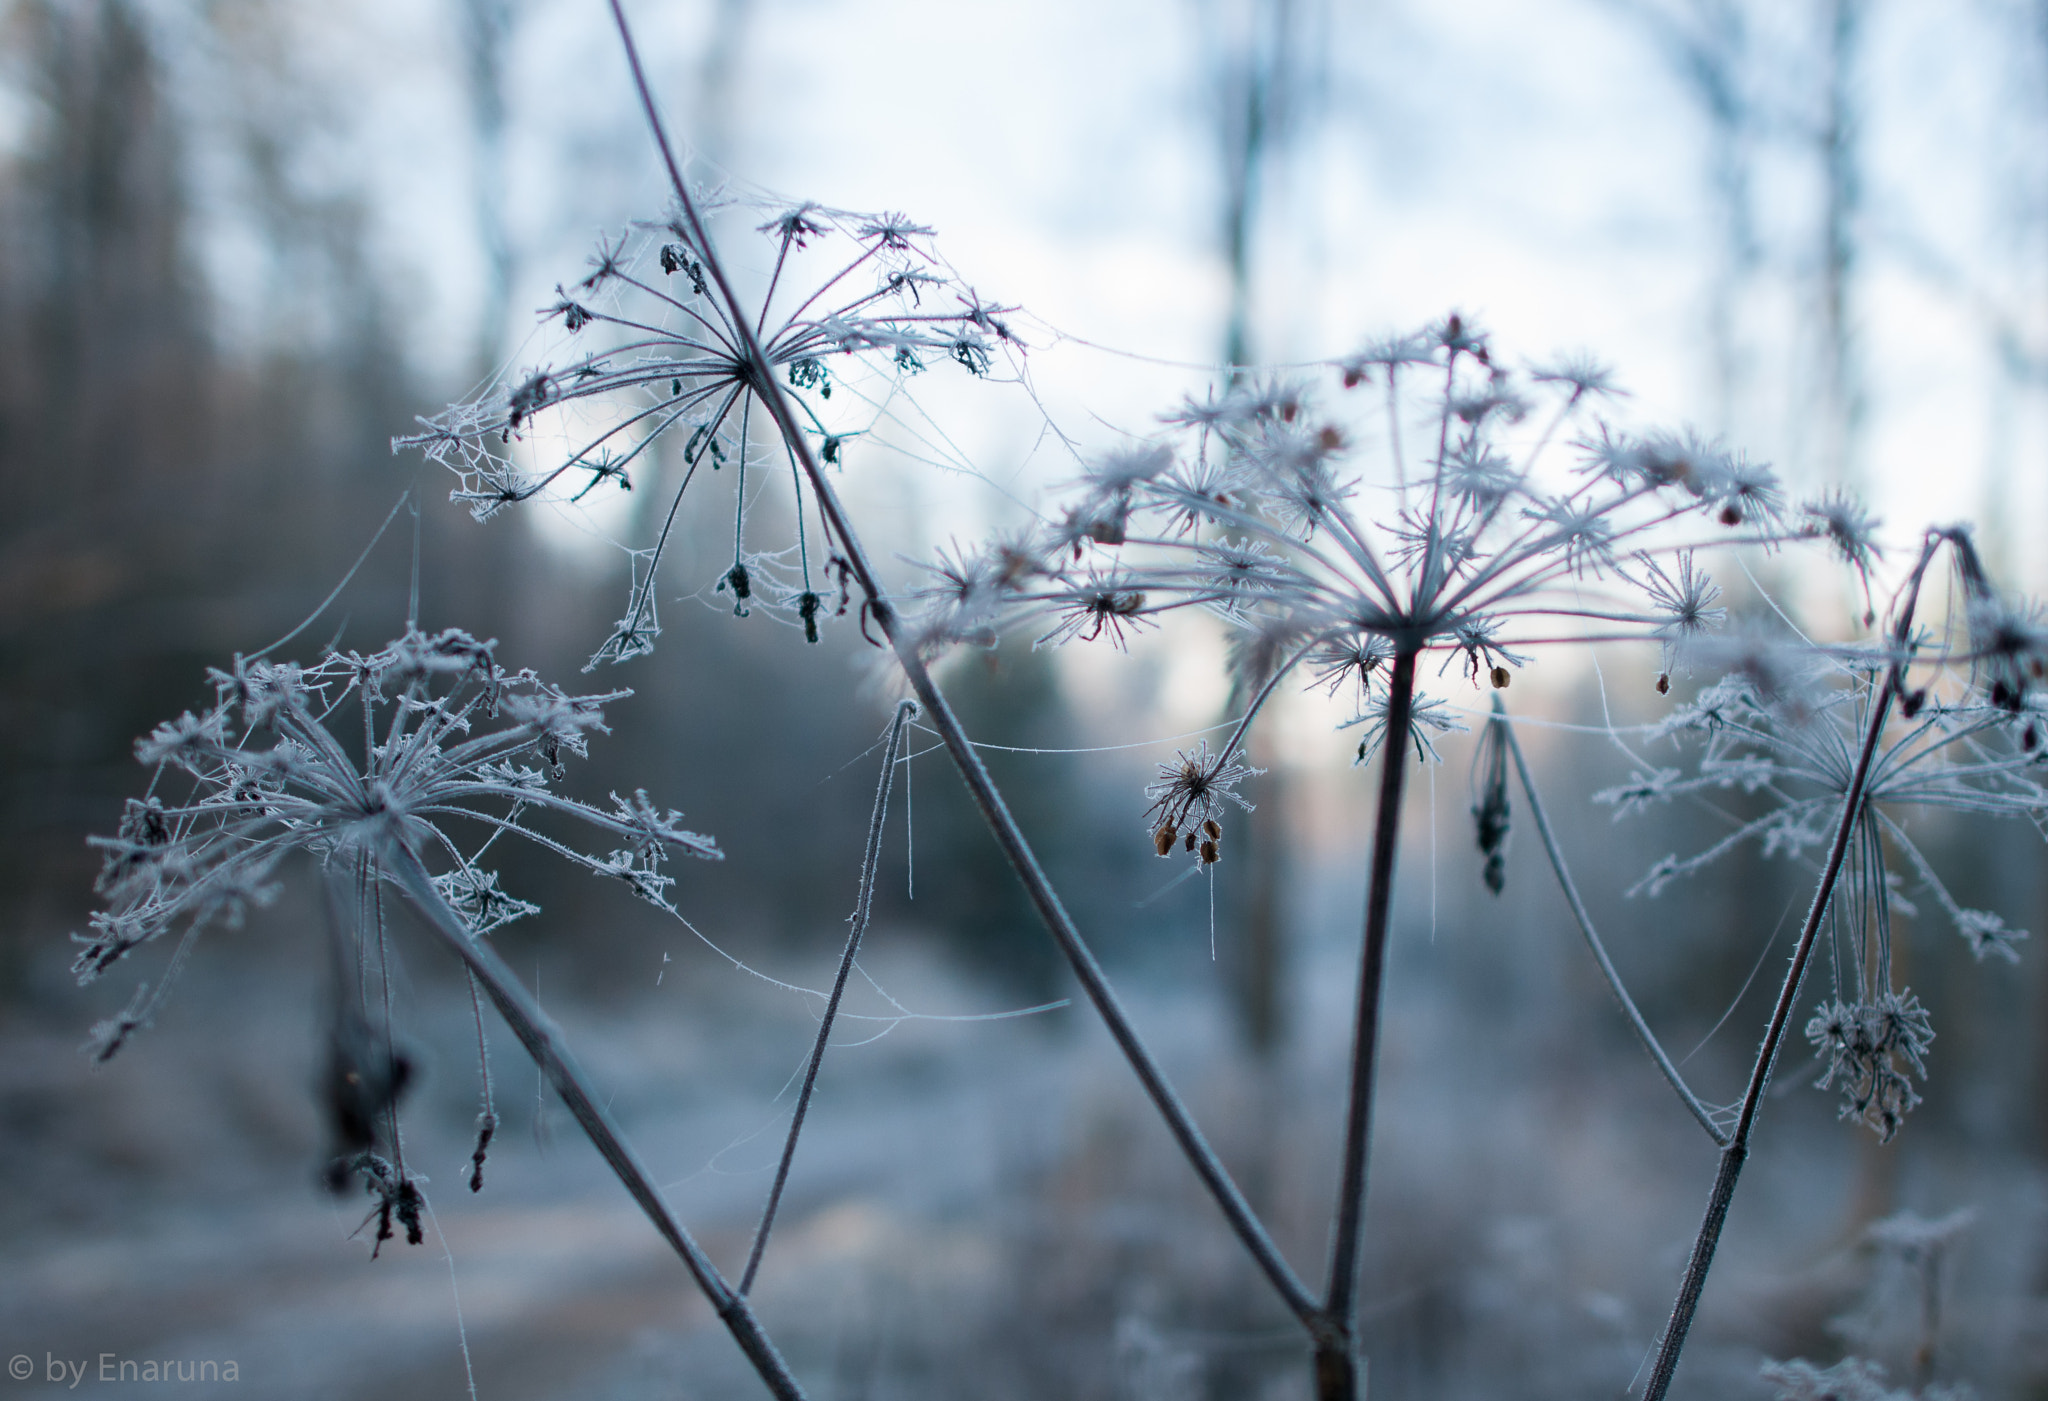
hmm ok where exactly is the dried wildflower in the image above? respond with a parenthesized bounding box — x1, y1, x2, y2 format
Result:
(79, 629, 721, 1043)
(1346, 689, 1468, 766)
(1528, 351, 1621, 401)
(1637, 550, 1726, 675)
(1033, 573, 1155, 650)
(967, 323, 1785, 735)
(1143, 743, 1259, 860)
(1804, 490, 1884, 615)
(1613, 560, 2044, 1141)
(1805, 991, 1933, 1142)
(1308, 631, 1393, 702)
(399, 203, 1018, 665)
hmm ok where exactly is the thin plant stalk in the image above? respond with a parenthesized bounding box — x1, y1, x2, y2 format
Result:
(1495, 699, 1729, 1145)
(1641, 533, 1948, 1401)
(740, 700, 915, 1295)
(605, 0, 1327, 1343)
(1315, 643, 1417, 1401)
(382, 840, 808, 1401)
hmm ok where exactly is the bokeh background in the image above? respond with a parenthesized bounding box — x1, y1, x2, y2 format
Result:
(5, 1, 2048, 1396)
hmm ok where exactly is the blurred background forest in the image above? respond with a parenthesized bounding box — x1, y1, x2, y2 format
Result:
(5, 0, 2048, 1397)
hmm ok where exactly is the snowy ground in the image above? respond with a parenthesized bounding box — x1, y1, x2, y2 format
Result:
(6, 871, 2047, 1400)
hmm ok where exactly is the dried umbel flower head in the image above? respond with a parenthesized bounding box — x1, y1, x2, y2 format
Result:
(400, 200, 1017, 668)
(1143, 742, 1259, 864)
(79, 628, 722, 1060)
(918, 319, 1797, 845)
(1605, 540, 2048, 1139)
(1804, 991, 1934, 1143)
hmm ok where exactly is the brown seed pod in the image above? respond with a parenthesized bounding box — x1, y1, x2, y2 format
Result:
(1154, 823, 1177, 857)
(1656, 673, 1671, 695)
(1201, 818, 1221, 840)
(1199, 839, 1220, 864)
(1719, 504, 1742, 526)
(1184, 830, 1197, 852)
(1490, 665, 1510, 689)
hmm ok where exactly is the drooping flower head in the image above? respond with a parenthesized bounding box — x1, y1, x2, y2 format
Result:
(1600, 538, 2047, 1137)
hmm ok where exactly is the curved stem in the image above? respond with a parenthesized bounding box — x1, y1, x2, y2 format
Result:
(607, 0, 1323, 1343)
(1642, 532, 1949, 1401)
(740, 701, 913, 1295)
(1495, 701, 1729, 1145)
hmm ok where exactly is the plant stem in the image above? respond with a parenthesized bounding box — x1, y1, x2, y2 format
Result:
(606, 0, 1325, 1343)
(1316, 643, 1418, 1400)
(1642, 534, 1947, 1401)
(1495, 700, 1728, 1145)
(383, 840, 807, 1401)
(740, 701, 913, 1295)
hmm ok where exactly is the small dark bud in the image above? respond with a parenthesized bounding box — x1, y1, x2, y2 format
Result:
(1656, 673, 1671, 695)
(1901, 688, 1927, 718)
(1184, 830, 1197, 852)
(1342, 368, 1363, 388)
(799, 592, 822, 644)
(2024, 724, 2039, 753)
(789, 358, 829, 395)
(1719, 504, 1742, 526)
(823, 436, 841, 465)
(1154, 824, 1177, 857)
(1490, 665, 1510, 689)
(469, 1112, 498, 1193)
(660, 244, 684, 275)
(723, 564, 751, 616)
(1200, 839, 1220, 864)
(1201, 818, 1222, 840)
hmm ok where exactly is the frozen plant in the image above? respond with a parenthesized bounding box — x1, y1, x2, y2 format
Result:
(401, 190, 1017, 668)
(1628, 528, 2044, 1400)
(79, 626, 814, 1397)
(312, 2, 2043, 1395)
(917, 316, 1803, 1394)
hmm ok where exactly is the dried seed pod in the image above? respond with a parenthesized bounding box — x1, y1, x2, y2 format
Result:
(1490, 665, 1510, 689)
(1656, 673, 1671, 695)
(1201, 818, 1221, 840)
(1719, 504, 1742, 526)
(1154, 823, 1177, 857)
(1199, 839, 1220, 864)
(1184, 830, 1197, 852)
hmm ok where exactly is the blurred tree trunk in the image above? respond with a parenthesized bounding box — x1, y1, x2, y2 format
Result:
(1816, 0, 1865, 490)
(1608, 0, 1761, 437)
(1195, 0, 1321, 1060)
(460, 0, 518, 376)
